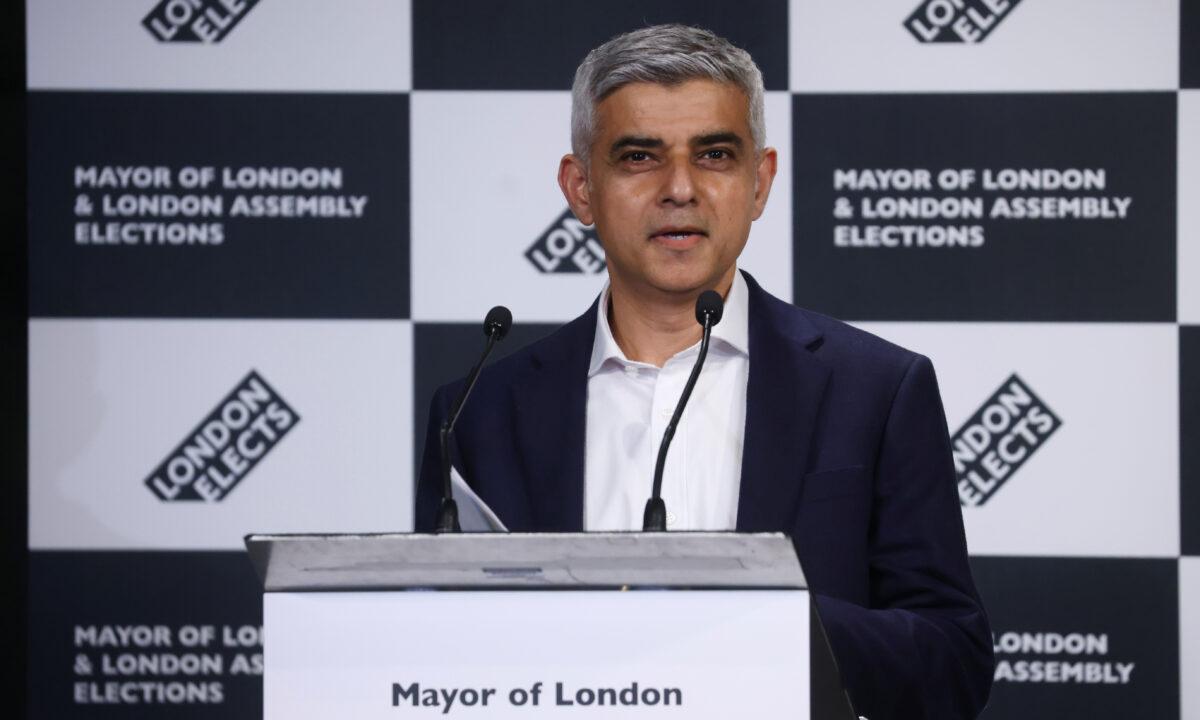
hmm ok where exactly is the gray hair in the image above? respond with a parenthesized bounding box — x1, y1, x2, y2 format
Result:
(570, 24, 766, 164)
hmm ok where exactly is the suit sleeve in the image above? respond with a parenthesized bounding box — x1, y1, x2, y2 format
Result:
(816, 354, 994, 720)
(414, 385, 453, 533)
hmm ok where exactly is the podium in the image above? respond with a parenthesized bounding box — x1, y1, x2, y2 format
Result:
(246, 532, 856, 719)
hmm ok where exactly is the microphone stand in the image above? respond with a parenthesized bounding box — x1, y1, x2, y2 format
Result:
(435, 307, 511, 533)
(643, 291, 723, 531)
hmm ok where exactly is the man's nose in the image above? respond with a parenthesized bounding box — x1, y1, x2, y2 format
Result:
(659, 157, 698, 206)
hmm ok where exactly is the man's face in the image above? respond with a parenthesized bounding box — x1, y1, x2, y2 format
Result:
(559, 79, 777, 298)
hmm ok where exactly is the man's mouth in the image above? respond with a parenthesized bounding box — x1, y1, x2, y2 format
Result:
(650, 228, 707, 248)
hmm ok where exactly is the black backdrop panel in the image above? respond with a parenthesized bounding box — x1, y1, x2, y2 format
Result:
(28, 552, 262, 720)
(1183, 325, 1199, 556)
(28, 92, 409, 319)
(412, 0, 789, 90)
(792, 93, 1177, 321)
(971, 556, 1179, 720)
(1184, 0, 1200, 89)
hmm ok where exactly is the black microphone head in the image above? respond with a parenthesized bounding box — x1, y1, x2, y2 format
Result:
(695, 290, 724, 327)
(483, 305, 513, 340)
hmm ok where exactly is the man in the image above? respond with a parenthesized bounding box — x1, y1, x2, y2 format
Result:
(417, 24, 993, 719)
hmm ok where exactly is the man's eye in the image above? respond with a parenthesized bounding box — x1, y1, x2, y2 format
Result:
(624, 151, 650, 162)
(703, 149, 730, 161)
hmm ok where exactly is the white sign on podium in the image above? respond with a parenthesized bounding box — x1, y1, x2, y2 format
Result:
(246, 532, 852, 719)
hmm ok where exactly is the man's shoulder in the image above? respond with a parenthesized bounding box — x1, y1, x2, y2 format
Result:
(804, 306, 918, 367)
(434, 299, 598, 402)
(747, 274, 922, 377)
(497, 301, 596, 375)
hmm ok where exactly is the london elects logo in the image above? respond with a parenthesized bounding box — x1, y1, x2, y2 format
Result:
(145, 371, 299, 501)
(525, 209, 606, 274)
(905, 0, 1022, 43)
(954, 374, 1060, 506)
(143, 0, 260, 43)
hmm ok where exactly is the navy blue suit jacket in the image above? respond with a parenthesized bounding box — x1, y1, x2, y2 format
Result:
(417, 271, 993, 719)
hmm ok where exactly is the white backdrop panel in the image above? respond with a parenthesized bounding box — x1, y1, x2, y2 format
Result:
(26, 0, 412, 91)
(410, 91, 792, 322)
(1180, 90, 1200, 323)
(789, 0, 1179, 92)
(856, 322, 1179, 557)
(28, 318, 414, 550)
(1182, 558, 1200, 720)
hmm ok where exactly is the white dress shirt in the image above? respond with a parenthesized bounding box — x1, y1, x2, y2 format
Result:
(584, 271, 750, 531)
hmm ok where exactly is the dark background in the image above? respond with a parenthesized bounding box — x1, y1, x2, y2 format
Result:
(27, 92, 410, 319)
(792, 93, 1177, 321)
(1183, 326, 1199, 555)
(971, 557, 1180, 719)
(1183, 0, 1199, 89)
(28, 552, 263, 720)
(4, 2, 27, 717)
(413, 0, 790, 90)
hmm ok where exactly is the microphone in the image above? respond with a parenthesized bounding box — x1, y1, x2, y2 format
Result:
(642, 290, 724, 531)
(435, 305, 513, 533)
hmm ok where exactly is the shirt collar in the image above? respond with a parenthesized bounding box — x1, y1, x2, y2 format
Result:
(588, 269, 751, 377)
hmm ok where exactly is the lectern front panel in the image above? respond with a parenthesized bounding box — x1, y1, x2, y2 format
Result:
(264, 589, 811, 719)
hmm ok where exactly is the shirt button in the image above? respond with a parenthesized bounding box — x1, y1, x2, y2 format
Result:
(624, 366, 637, 377)
(660, 408, 672, 419)
(666, 512, 677, 526)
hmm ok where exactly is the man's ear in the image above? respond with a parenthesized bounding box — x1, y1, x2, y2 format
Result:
(557, 154, 594, 225)
(751, 147, 778, 221)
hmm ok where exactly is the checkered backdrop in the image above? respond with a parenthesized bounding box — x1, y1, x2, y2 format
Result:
(23, 0, 1200, 717)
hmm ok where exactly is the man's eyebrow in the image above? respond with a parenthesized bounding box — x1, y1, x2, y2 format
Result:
(609, 135, 663, 154)
(693, 131, 744, 148)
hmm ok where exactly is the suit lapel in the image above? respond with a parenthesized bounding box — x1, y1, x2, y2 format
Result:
(510, 301, 596, 531)
(737, 273, 831, 532)
(508, 276, 828, 533)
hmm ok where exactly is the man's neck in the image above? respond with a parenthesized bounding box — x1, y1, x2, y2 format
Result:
(608, 269, 736, 368)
